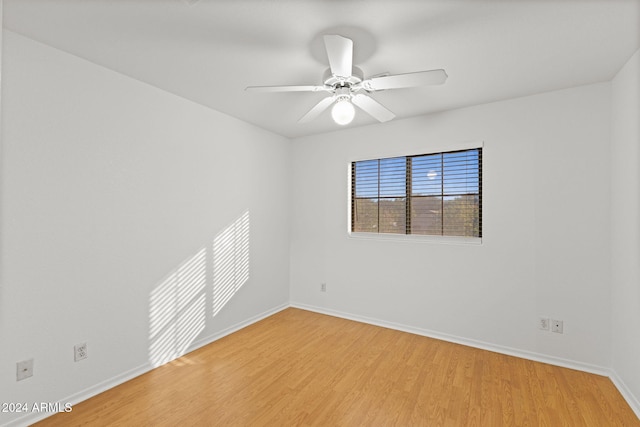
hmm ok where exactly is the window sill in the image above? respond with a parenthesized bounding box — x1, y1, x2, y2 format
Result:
(347, 232, 482, 245)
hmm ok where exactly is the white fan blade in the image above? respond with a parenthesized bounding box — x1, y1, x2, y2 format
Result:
(245, 85, 328, 93)
(324, 35, 353, 78)
(352, 94, 395, 123)
(363, 69, 448, 91)
(298, 97, 335, 123)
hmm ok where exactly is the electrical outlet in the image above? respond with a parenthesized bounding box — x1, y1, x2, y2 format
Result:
(74, 343, 88, 362)
(551, 319, 564, 334)
(320, 283, 326, 292)
(17, 359, 34, 381)
(538, 317, 550, 330)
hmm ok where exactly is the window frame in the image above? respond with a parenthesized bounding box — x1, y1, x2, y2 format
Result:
(348, 142, 483, 244)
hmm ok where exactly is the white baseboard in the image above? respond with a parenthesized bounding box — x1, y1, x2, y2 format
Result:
(5, 302, 638, 426)
(291, 302, 640, 420)
(2, 303, 289, 427)
(609, 370, 640, 420)
(290, 302, 611, 376)
(1, 361, 153, 427)
(186, 303, 289, 354)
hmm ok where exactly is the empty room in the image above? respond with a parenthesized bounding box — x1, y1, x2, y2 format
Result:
(1, 0, 639, 425)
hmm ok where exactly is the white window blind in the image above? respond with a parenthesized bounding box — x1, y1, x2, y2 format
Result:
(351, 148, 482, 237)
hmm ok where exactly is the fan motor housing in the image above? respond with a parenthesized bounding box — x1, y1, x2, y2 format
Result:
(323, 66, 363, 88)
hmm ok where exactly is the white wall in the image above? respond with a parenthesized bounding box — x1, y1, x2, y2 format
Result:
(0, 31, 290, 425)
(1, 22, 636, 426)
(290, 82, 612, 369)
(611, 48, 640, 410)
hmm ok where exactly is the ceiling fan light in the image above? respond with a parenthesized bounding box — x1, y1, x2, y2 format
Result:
(331, 98, 355, 125)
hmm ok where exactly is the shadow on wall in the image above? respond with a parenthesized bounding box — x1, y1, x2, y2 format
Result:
(148, 210, 250, 368)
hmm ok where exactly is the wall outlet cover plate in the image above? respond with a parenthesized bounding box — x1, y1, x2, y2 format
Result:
(551, 319, 564, 334)
(538, 317, 550, 330)
(17, 359, 34, 381)
(75, 343, 88, 361)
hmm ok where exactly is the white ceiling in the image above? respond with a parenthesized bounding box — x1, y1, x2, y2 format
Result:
(4, 0, 639, 138)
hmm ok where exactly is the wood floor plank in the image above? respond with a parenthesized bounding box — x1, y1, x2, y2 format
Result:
(33, 308, 639, 426)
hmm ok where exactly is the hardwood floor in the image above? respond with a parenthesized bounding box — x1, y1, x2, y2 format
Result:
(34, 308, 638, 426)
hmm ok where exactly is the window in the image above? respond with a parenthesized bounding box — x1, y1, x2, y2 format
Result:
(351, 148, 482, 238)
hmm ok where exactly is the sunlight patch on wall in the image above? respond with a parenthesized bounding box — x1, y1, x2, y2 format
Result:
(149, 247, 206, 367)
(213, 210, 250, 316)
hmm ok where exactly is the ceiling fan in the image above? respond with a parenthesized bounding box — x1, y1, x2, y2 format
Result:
(245, 35, 448, 126)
